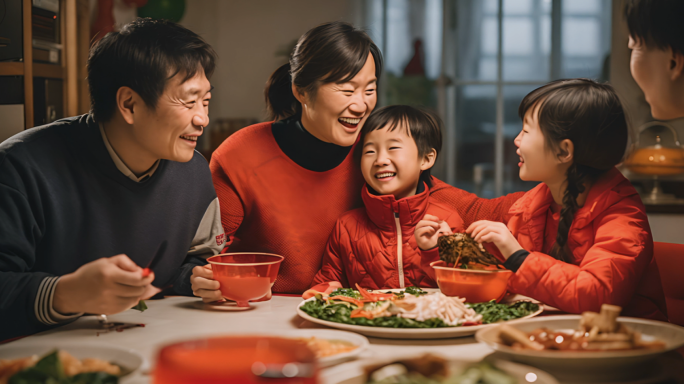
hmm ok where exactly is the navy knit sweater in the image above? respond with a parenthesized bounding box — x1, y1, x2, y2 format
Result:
(0, 115, 217, 340)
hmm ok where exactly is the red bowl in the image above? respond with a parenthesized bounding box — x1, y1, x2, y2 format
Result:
(430, 260, 513, 303)
(154, 336, 318, 384)
(207, 253, 284, 307)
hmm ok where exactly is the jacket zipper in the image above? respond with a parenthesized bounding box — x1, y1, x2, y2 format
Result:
(394, 212, 405, 288)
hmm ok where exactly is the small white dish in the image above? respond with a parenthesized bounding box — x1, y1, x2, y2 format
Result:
(192, 300, 255, 311)
(258, 329, 369, 367)
(0, 343, 144, 377)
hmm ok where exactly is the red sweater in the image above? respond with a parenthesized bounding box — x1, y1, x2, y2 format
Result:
(311, 184, 464, 289)
(210, 122, 523, 293)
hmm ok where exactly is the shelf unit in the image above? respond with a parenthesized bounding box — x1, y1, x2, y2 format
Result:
(0, 0, 89, 130)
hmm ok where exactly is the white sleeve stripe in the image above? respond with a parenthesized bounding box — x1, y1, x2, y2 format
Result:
(44, 277, 60, 324)
(34, 276, 58, 325)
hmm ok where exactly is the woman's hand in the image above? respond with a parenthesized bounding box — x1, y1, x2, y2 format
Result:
(190, 264, 223, 303)
(415, 214, 453, 251)
(466, 220, 522, 259)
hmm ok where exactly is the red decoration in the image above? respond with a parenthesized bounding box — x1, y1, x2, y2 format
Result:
(91, 0, 148, 42)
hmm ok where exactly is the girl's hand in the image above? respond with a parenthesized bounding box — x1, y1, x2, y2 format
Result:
(415, 214, 453, 250)
(466, 220, 522, 259)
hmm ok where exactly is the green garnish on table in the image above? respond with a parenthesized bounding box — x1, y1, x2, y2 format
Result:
(132, 300, 147, 312)
(8, 350, 119, 384)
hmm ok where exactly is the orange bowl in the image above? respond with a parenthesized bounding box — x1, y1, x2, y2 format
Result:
(207, 253, 284, 307)
(430, 260, 513, 303)
(154, 336, 318, 384)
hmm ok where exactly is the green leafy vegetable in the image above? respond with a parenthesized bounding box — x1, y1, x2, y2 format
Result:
(9, 351, 119, 384)
(132, 300, 147, 312)
(301, 297, 448, 328)
(328, 288, 363, 299)
(466, 301, 539, 324)
(385, 286, 428, 299)
(404, 286, 427, 296)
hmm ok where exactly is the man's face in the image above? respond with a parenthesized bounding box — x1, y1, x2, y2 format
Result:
(629, 36, 684, 120)
(133, 72, 212, 162)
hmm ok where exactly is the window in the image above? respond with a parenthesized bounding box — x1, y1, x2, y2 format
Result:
(364, 0, 612, 197)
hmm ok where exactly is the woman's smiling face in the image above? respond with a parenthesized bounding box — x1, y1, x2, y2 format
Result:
(296, 53, 378, 147)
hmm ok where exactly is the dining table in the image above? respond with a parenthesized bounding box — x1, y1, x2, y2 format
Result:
(1, 294, 683, 384)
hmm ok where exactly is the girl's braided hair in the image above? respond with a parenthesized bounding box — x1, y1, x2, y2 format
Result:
(518, 79, 628, 262)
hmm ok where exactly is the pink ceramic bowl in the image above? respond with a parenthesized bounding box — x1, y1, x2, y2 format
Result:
(207, 253, 284, 307)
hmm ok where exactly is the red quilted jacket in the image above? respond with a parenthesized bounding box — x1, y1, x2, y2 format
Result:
(505, 168, 667, 320)
(311, 183, 465, 289)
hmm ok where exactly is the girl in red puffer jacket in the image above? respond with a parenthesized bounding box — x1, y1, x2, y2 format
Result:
(464, 79, 667, 320)
(307, 106, 463, 294)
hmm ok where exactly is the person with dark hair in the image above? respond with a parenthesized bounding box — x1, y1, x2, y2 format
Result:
(192, 21, 522, 300)
(464, 79, 666, 320)
(625, 0, 684, 119)
(305, 106, 460, 292)
(0, 18, 222, 341)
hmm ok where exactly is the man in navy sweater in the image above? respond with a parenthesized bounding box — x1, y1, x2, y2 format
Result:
(0, 19, 224, 340)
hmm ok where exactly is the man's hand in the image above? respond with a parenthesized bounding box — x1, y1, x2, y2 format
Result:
(190, 264, 223, 303)
(466, 220, 522, 259)
(53, 255, 156, 315)
(415, 214, 453, 250)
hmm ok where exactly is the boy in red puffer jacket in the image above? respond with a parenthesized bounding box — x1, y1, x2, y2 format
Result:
(307, 105, 463, 295)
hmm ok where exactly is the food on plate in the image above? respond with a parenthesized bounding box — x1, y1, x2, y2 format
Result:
(299, 337, 358, 358)
(0, 350, 120, 384)
(499, 304, 667, 351)
(438, 233, 504, 270)
(299, 285, 539, 328)
(365, 354, 516, 384)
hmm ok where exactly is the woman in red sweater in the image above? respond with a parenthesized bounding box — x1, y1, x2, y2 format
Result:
(465, 79, 667, 320)
(190, 22, 522, 301)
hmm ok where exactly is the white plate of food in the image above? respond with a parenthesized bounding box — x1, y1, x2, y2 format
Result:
(0, 343, 144, 382)
(297, 287, 543, 339)
(261, 329, 369, 367)
(318, 353, 560, 384)
(476, 304, 684, 378)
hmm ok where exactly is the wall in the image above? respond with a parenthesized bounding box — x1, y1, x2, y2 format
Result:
(179, 0, 364, 132)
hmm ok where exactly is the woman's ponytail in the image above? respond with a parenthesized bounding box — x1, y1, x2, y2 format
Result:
(265, 63, 300, 121)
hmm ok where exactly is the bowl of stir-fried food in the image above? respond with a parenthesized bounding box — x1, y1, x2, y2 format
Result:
(317, 353, 560, 384)
(476, 304, 684, 369)
(431, 233, 512, 303)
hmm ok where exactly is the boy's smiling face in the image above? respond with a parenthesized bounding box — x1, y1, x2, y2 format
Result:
(361, 123, 436, 200)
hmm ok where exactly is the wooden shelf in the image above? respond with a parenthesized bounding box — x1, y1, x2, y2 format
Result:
(33, 63, 64, 79)
(0, 62, 24, 76)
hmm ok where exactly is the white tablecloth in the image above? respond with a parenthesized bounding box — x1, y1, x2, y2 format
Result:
(2, 295, 682, 383)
